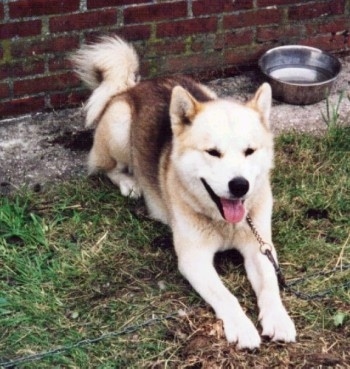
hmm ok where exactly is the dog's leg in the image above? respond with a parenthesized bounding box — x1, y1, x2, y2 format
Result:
(88, 144, 141, 198)
(241, 243, 296, 343)
(87, 100, 141, 198)
(174, 231, 261, 349)
(107, 163, 141, 198)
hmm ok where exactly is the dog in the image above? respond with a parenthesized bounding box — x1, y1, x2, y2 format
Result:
(71, 36, 296, 349)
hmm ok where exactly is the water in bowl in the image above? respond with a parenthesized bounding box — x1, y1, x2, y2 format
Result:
(269, 65, 332, 84)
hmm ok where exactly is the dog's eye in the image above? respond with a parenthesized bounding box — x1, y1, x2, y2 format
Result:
(244, 148, 255, 157)
(206, 148, 222, 158)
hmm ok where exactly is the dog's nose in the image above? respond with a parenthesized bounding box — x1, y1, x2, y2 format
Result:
(228, 177, 249, 198)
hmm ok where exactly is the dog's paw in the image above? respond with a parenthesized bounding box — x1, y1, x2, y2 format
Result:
(119, 177, 141, 198)
(259, 304, 296, 343)
(221, 313, 261, 350)
(107, 170, 141, 199)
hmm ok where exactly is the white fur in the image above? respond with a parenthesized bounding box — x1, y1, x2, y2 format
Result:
(71, 36, 139, 127)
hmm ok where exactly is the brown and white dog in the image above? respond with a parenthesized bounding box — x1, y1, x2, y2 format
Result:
(72, 36, 296, 349)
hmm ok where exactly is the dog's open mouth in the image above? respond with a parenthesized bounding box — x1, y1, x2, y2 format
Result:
(201, 178, 245, 224)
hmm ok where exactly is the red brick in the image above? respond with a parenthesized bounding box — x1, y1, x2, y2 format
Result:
(50, 89, 90, 109)
(162, 52, 223, 75)
(190, 34, 215, 53)
(118, 25, 151, 40)
(86, 25, 151, 43)
(157, 17, 218, 38)
(9, 0, 79, 18)
(289, 1, 345, 21)
(0, 20, 42, 40)
(14, 72, 80, 97)
(88, 0, 149, 8)
(223, 8, 283, 29)
(0, 83, 10, 99)
(50, 10, 117, 33)
(124, 2, 187, 24)
(48, 57, 72, 72)
(11, 35, 79, 58)
(0, 59, 45, 80)
(146, 40, 186, 57)
(193, 0, 253, 16)
(304, 22, 317, 37)
(224, 44, 268, 66)
(257, 25, 303, 42)
(300, 33, 349, 51)
(215, 30, 254, 50)
(257, 0, 296, 6)
(0, 96, 45, 118)
(314, 19, 350, 35)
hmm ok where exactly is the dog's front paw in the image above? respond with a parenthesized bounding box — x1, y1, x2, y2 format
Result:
(259, 304, 296, 343)
(221, 313, 261, 350)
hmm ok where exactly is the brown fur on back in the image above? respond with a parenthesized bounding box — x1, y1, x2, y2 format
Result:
(126, 76, 214, 191)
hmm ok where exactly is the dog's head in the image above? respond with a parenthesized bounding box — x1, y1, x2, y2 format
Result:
(169, 83, 273, 224)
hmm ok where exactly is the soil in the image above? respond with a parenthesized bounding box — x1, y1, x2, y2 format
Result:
(0, 55, 349, 195)
(164, 306, 350, 368)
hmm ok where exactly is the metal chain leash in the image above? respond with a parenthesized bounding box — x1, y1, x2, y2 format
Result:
(246, 214, 350, 300)
(0, 312, 178, 368)
(246, 215, 287, 288)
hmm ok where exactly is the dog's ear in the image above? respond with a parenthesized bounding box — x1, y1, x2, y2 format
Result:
(249, 83, 272, 127)
(170, 86, 202, 134)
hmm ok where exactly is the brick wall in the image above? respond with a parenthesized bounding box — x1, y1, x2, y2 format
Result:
(0, 0, 349, 118)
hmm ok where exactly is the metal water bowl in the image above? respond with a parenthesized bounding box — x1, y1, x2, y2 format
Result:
(258, 45, 342, 105)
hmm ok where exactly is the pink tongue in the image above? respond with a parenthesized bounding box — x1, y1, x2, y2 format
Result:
(221, 198, 245, 223)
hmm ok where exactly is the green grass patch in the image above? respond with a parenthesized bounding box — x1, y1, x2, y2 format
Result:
(0, 126, 349, 368)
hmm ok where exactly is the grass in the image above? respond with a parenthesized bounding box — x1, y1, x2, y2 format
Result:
(0, 125, 349, 368)
(321, 91, 345, 128)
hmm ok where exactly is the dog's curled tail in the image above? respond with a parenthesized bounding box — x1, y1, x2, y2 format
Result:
(71, 36, 139, 127)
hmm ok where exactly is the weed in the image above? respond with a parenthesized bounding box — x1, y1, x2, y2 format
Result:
(321, 91, 344, 128)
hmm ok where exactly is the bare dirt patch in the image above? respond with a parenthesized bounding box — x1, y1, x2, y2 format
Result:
(162, 306, 350, 368)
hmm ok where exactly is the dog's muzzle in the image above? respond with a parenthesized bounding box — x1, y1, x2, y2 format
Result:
(201, 178, 247, 224)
